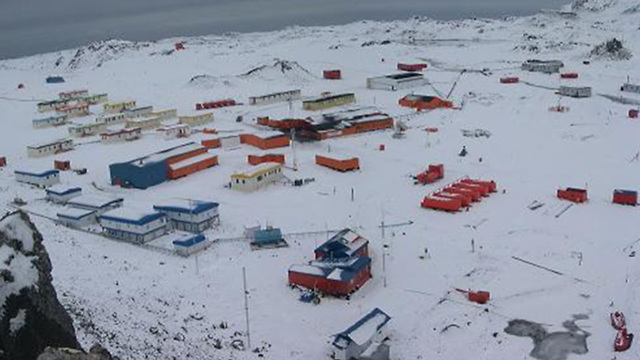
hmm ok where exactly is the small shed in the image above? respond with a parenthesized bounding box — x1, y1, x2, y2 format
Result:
(15, 169, 60, 188)
(245, 226, 286, 248)
(331, 308, 391, 360)
(45, 185, 82, 204)
(173, 235, 209, 257)
(521, 60, 564, 74)
(560, 72, 579, 79)
(500, 77, 519, 84)
(158, 124, 191, 139)
(324, 70, 342, 80)
(629, 109, 638, 119)
(621, 83, 640, 94)
(316, 154, 360, 172)
(53, 160, 71, 171)
(101, 128, 142, 143)
(46, 76, 65, 84)
(315, 229, 369, 260)
(56, 207, 97, 228)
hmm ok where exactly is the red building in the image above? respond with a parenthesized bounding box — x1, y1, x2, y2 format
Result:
(399, 94, 454, 110)
(316, 154, 360, 172)
(324, 70, 342, 80)
(613, 189, 637, 206)
(54, 160, 71, 171)
(248, 154, 285, 165)
(288, 257, 372, 296)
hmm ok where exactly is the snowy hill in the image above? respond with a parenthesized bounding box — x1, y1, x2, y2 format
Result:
(1, 0, 640, 359)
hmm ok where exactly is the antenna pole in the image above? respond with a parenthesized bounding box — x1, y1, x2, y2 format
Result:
(242, 267, 251, 350)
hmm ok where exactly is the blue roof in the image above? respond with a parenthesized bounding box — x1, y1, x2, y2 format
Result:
(290, 256, 371, 283)
(315, 228, 367, 259)
(173, 234, 206, 247)
(333, 308, 391, 349)
(615, 189, 637, 195)
(15, 169, 59, 177)
(46, 186, 82, 196)
(153, 200, 219, 215)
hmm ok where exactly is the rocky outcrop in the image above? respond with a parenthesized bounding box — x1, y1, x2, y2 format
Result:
(37, 344, 120, 360)
(0, 211, 80, 360)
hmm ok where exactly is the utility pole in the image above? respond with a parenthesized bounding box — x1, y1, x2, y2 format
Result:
(382, 244, 388, 288)
(242, 267, 251, 350)
(351, 188, 354, 202)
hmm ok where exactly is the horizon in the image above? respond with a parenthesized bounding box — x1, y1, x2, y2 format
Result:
(0, 0, 568, 60)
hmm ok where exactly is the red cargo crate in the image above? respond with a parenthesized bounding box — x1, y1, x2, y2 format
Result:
(613, 189, 637, 206)
(323, 70, 342, 80)
(468, 291, 491, 304)
(557, 188, 588, 203)
(443, 188, 475, 205)
(397, 63, 428, 72)
(54, 160, 71, 171)
(421, 196, 462, 212)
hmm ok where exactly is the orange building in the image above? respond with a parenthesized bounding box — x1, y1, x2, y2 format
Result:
(399, 94, 454, 110)
(316, 154, 360, 172)
(248, 154, 285, 165)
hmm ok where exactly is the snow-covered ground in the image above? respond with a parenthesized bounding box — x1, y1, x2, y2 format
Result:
(2, 0, 640, 359)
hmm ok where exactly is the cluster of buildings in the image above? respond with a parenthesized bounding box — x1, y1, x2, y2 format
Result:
(288, 229, 372, 297)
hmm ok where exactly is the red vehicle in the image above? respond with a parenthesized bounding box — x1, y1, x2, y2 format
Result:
(500, 77, 519, 84)
(557, 188, 588, 203)
(615, 328, 633, 352)
(415, 164, 444, 185)
(611, 311, 627, 330)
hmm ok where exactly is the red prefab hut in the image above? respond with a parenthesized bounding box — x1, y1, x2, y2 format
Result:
(443, 187, 477, 203)
(468, 290, 491, 304)
(613, 189, 637, 206)
(397, 63, 428, 72)
(248, 154, 285, 165)
(557, 188, 588, 203)
(323, 70, 342, 80)
(560, 72, 579, 79)
(629, 109, 639, 119)
(421, 195, 462, 212)
(500, 77, 519, 84)
(54, 160, 71, 171)
(316, 154, 360, 172)
(288, 256, 372, 297)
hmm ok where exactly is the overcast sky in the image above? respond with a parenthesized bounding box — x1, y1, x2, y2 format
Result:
(0, 0, 568, 60)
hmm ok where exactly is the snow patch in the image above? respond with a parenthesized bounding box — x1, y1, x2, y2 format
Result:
(0, 213, 35, 252)
(9, 309, 26, 335)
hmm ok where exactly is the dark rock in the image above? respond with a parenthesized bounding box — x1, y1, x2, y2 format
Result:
(0, 211, 80, 360)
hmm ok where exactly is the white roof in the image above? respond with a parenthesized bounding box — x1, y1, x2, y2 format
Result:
(289, 264, 325, 276)
(135, 143, 203, 166)
(349, 312, 389, 346)
(57, 207, 95, 219)
(168, 152, 216, 170)
(318, 153, 357, 161)
(28, 138, 72, 149)
(68, 194, 122, 208)
(46, 185, 81, 194)
(101, 207, 160, 222)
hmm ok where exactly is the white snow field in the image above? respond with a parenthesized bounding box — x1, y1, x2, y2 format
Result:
(1, 0, 640, 359)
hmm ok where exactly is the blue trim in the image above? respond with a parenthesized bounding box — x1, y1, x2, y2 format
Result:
(153, 201, 219, 215)
(100, 212, 165, 225)
(102, 225, 166, 237)
(68, 198, 123, 210)
(615, 189, 637, 196)
(333, 308, 391, 349)
(173, 235, 206, 247)
(15, 169, 59, 178)
(57, 211, 95, 220)
(46, 187, 81, 196)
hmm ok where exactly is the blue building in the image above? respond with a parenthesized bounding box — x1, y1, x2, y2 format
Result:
(100, 208, 168, 244)
(153, 199, 219, 233)
(46, 76, 65, 84)
(57, 207, 97, 228)
(109, 142, 203, 189)
(314, 228, 369, 260)
(45, 185, 82, 204)
(173, 234, 208, 256)
(332, 308, 391, 360)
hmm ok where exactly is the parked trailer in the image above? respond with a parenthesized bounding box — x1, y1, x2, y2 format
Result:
(613, 189, 637, 206)
(421, 195, 462, 212)
(557, 188, 588, 203)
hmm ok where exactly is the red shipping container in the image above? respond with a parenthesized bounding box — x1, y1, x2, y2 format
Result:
(557, 188, 588, 203)
(613, 189, 637, 206)
(421, 195, 462, 212)
(461, 179, 497, 192)
(437, 192, 471, 207)
(316, 155, 360, 172)
(449, 184, 482, 201)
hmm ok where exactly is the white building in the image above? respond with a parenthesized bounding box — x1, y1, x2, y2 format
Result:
(521, 59, 564, 73)
(249, 90, 301, 105)
(332, 308, 391, 360)
(37, 99, 72, 112)
(157, 124, 191, 139)
(558, 86, 592, 98)
(56, 207, 97, 228)
(149, 109, 178, 120)
(621, 83, 640, 94)
(230, 162, 284, 192)
(100, 208, 168, 244)
(96, 112, 127, 125)
(79, 93, 108, 105)
(172, 234, 209, 256)
(125, 116, 162, 130)
(15, 169, 60, 188)
(124, 106, 153, 118)
(68, 123, 109, 137)
(100, 127, 142, 143)
(103, 100, 136, 113)
(366, 73, 427, 91)
(59, 89, 89, 100)
(67, 194, 123, 215)
(27, 138, 74, 158)
(153, 199, 219, 233)
(179, 113, 214, 127)
(32, 114, 69, 128)
(45, 185, 82, 204)
(57, 103, 90, 118)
